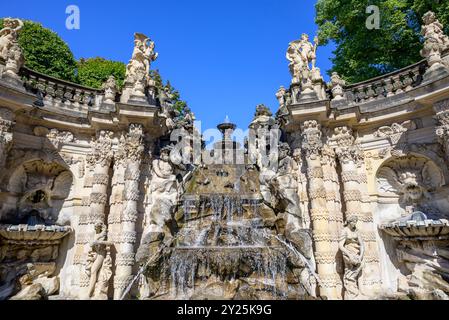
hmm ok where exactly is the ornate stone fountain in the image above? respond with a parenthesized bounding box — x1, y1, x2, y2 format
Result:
(0, 158, 73, 300)
(378, 155, 449, 299)
(134, 111, 318, 300)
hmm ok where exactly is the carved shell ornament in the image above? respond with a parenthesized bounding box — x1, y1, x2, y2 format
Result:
(376, 155, 443, 204)
(6, 160, 73, 224)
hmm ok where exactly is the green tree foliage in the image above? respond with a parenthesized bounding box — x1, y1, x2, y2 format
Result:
(0, 19, 77, 82)
(315, 0, 449, 83)
(150, 69, 188, 114)
(0, 18, 189, 110)
(77, 57, 126, 89)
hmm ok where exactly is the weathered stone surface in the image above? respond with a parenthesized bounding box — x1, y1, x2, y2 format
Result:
(1, 11, 449, 301)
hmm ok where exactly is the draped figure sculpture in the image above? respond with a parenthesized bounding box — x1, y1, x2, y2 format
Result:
(286, 33, 319, 84)
(85, 223, 112, 300)
(339, 216, 365, 299)
(0, 18, 23, 61)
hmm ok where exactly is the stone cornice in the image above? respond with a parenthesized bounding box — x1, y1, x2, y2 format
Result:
(286, 55, 449, 128)
(0, 73, 163, 135)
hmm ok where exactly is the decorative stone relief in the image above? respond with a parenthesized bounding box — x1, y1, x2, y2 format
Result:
(374, 120, 417, 145)
(6, 159, 73, 225)
(91, 130, 114, 167)
(377, 155, 444, 218)
(301, 120, 322, 158)
(330, 126, 364, 166)
(46, 129, 75, 149)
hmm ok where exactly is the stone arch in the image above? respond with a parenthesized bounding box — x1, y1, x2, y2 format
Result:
(1, 149, 74, 226)
(375, 144, 449, 186)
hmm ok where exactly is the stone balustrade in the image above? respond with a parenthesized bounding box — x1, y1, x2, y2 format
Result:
(20, 67, 102, 109)
(343, 59, 427, 105)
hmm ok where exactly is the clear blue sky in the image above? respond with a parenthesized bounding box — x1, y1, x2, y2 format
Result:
(3, 0, 335, 130)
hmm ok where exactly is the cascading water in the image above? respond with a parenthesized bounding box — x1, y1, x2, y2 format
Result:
(135, 162, 317, 300)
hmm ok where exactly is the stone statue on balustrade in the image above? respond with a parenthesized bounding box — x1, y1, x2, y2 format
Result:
(420, 11, 449, 76)
(0, 18, 23, 62)
(0, 18, 24, 82)
(84, 223, 113, 300)
(339, 215, 365, 300)
(286, 33, 319, 84)
(124, 33, 158, 100)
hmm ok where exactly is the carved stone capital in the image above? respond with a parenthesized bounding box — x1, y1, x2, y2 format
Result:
(328, 126, 364, 166)
(92, 130, 114, 167)
(301, 120, 323, 158)
(126, 124, 145, 162)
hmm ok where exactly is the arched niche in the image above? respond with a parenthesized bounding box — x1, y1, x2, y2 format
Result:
(375, 154, 446, 222)
(373, 153, 448, 294)
(2, 157, 73, 226)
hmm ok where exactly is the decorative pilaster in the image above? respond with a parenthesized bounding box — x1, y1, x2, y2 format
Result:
(113, 124, 145, 300)
(321, 144, 344, 298)
(301, 120, 338, 299)
(0, 108, 15, 170)
(89, 131, 114, 224)
(330, 126, 381, 298)
(434, 99, 449, 161)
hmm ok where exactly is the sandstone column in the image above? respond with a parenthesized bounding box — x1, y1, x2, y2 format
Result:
(81, 131, 113, 297)
(108, 134, 127, 298)
(301, 120, 338, 299)
(331, 126, 381, 298)
(89, 131, 114, 225)
(114, 124, 145, 300)
(321, 144, 344, 298)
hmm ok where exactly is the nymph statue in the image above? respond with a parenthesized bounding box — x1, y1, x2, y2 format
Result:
(420, 11, 449, 69)
(270, 142, 305, 229)
(286, 33, 319, 83)
(0, 18, 23, 61)
(124, 33, 158, 98)
(339, 215, 365, 300)
(85, 223, 112, 299)
(147, 146, 180, 236)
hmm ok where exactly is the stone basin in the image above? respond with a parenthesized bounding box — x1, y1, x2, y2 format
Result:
(379, 219, 449, 239)
(0, 224, 72, 242)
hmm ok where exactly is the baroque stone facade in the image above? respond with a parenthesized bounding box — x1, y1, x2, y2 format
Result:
(1, 12, 449, 300)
